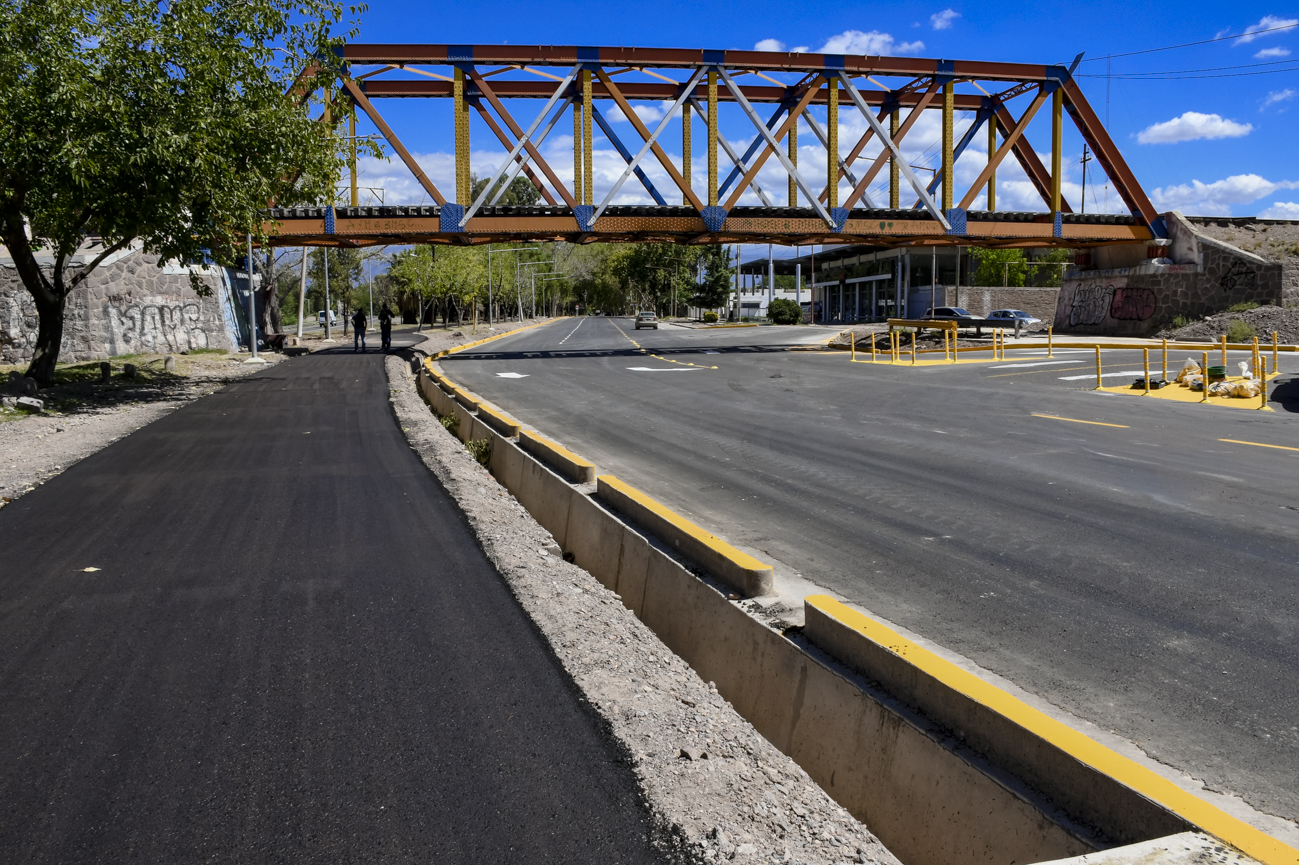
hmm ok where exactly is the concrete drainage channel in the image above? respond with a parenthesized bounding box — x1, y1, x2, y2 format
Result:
(413, 336, 1294, 865)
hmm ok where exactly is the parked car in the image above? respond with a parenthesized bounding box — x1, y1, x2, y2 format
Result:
(316, 310, 337, 326)
(987, 309, 1042, 326)
(922, 306, 980, 322)
(634, 311, 659, 330)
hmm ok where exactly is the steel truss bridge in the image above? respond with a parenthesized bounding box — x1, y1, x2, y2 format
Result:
(269, 44, 1162, 249)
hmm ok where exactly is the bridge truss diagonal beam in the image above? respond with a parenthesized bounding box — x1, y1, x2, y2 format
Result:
(686, 96, 774, 206)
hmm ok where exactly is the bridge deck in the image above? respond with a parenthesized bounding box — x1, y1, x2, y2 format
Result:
(265, 205, 1151, 248)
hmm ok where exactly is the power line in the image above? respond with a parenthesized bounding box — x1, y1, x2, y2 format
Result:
(1077, 56, 1299, 78)
(1079, 65, 1299, 80)
(1078, 22, 1298, 62)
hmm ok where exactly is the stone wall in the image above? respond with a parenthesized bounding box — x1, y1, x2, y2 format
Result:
(1, 248, 237, 365)
(955, 287, 1060, 322)
(1054, 212, 1283, 337)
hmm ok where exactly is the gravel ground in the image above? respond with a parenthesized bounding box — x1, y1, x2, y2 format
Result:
(1155, 304, 1299, 345)
(0, 351, 285, 508)
(385, 353, 900, 865)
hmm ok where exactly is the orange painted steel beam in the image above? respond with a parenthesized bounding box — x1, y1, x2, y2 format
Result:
(466, 69, 576, 208)
(1062, 78, 1158, 225)
(994, 103, 1072, 213)
(468, 99, 558, 205)
(357, 78, 988, 109)
(841, 81, 939, 210)
(593, 68, 704, 211)
(341, 78, 447, 205)
(341, 44, 1064, 83)
(723, 80, 822, 210)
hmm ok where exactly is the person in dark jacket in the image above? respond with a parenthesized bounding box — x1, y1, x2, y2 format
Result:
(351, 309, 367, 352)
(378, 306, 393, 352)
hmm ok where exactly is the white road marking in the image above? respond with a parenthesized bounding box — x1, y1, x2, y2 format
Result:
(703, 351, 719, 355)
(496, 372, 529, 378)
(559, 318, 585, 345)
(991, 360, 1078, 369)
(1058, 370, 1146, 381)
(627, 367, 702, 372)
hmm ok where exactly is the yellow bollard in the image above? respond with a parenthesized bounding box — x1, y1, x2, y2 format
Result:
(871, 331, 877, 363)
(1260, 353, 1269, 410)
(1161, 338, 1168, 382)
(1220, 334, 1227, 369)
(1047, 326, 1054, 358)
(851, 331, 856, 362)
(911, 330, 917, 365)
(1202, 351, 1210, 403)
(1143, 348, 1150, 394)
(1273, 331, 1279, 376)
(1094, 346, 1103, 390)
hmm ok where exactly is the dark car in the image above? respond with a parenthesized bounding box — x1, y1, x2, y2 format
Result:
(922, 306, 980, 322)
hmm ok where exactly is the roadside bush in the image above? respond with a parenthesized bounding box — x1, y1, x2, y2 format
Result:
(466, 438, 492, 467)
(702, 311, 719, 323)
(439, 413, 459, 437)
(1171, 315, 1190, 329)
(767, 297, 801, 325)
(1228, 301, 1260, 313)
(1227, 319, 1256, 343)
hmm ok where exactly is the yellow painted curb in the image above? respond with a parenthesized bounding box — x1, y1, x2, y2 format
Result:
(597, 475, 773, 597)
(519, 429, 595, 483)
(477, 403, 522, 438)
(805, 595, 1299, 865)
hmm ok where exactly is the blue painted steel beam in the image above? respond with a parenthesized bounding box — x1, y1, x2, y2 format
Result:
(914, 103, 994, 207)
(717, 102, 788, 199)
(588, 105, 668, 206)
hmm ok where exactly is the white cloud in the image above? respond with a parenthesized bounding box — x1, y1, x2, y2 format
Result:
(818, 29, 924, 56)
(791, 46, 809, 53)
(1150, 174, 1299, 215)
(1254, 46, 1291, 58)
(1136, 111, 1253, 144)
(1235, 14, 1298, 44)
(1259, 201, 1299, 218)
(754, 38, 785, 52)
(930, 9, 960, 30)
(1262, 88, 1296, 109)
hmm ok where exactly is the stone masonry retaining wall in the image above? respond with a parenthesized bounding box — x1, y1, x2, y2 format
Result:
(1054, 212, 1283, 338)
(1, 249, 235, 365)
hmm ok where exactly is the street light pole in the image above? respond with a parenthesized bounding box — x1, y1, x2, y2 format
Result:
(296, 247, 308, 341)
(486, 244, 541, 329)
(246, 233, 262, 362)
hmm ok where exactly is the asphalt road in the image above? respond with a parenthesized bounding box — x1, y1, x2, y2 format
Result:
(445, 316, 1299, 825)
(0, 335, 660, 864)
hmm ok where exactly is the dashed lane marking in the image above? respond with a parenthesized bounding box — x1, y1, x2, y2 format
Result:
(1032, 413, 1130, 428)
(558, 318, 585, 345)
(612, 321, 718, 369)
(991, 360, 1080, 369)
(988, 366, 1090, 378)
(1058, 370, 1146, 381)
(1219, 438, 1299, 453)
(627, 367, 703, 372)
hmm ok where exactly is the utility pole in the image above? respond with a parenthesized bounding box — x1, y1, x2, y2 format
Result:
(1079, 144, 1092, 215)
(323, 248, 333, 341)
(368, 256, 374, 318)
(245, 234, 264, 363)
(296, 247, 308, 341)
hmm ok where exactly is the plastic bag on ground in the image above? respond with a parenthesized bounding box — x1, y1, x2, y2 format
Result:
(1233, 379, 1261, 398)
(1176, 358, 1200, 383)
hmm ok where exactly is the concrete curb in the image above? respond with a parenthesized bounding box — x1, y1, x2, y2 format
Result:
(596, 475, 774, 598)
(519, 429, 595, 483)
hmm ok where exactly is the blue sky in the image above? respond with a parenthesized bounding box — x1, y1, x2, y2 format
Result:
(342, 1, 1299, 221)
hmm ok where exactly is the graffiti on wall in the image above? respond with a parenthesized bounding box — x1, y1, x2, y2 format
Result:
(107, 300, 210, 352)
(1068, 282, 1114, 327)
(1109, 286, 1157, 321)
(1218, 260, 1257, 293)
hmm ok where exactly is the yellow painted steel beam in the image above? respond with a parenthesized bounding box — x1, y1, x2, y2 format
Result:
(682, 101, 692, 205)
(827, 78, 838, 209)
(889, 109, 899, 209)
(942, 82, 954, 211)
(454, 67, 471, 205)
(573, 100, 583, 204)
(1051, 87, 1063, 214)
(987, 119, 997, 211)
(582, 70, 593, 206)
(708, 71, 718, 206)
(349, 111, 359, 206)
(788, 118, 797, 206)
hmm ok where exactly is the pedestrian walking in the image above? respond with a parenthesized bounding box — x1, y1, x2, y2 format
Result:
(351, 308, 367, 352)
(379, 306, 393, 352)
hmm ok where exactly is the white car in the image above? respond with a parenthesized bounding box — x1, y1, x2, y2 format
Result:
(634, 311, 659, 330)
(987, 309, 1042, 326)
(316, 310, 337, 326)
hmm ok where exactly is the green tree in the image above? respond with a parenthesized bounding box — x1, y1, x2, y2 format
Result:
(691, 245, 733, 310)
(767, 297, 801, 325)
(1, 0, 370, 383)
(471, 173, 543, 207)
(972, 249, 1026, 287)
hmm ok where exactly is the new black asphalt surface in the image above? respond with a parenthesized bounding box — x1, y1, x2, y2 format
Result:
(446, 316, 1299, 825)
(0, 335, 660, 864)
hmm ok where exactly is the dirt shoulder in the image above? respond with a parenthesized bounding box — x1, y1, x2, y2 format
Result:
(0, 350, 285, 507)
(385, 353, 899, 865)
